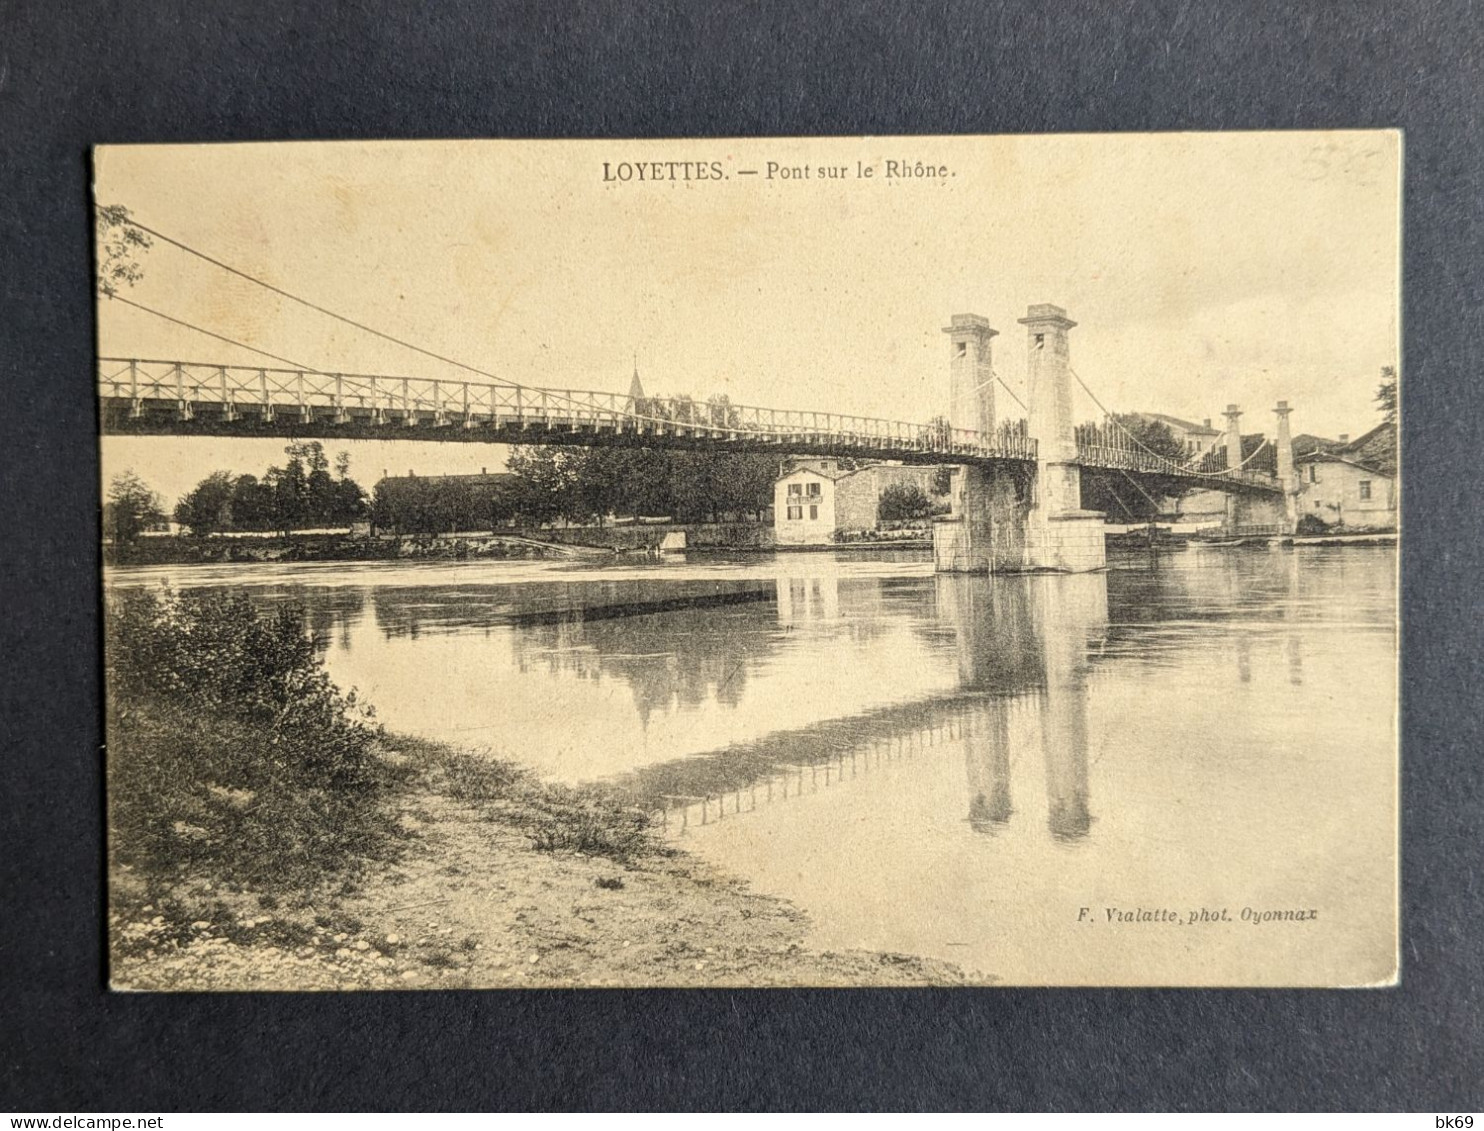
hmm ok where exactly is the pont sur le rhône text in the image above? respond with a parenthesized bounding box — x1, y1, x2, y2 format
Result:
(601, 159, 955, 182)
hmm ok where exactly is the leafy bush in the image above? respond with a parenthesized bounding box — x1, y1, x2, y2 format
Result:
(527, 800, 653, 863)
(1295, 513, 1332, 535)
(435, 751, 526, 803)
(878, 483, 934, 523)
(105, 589, 404, 892)
(390, 741, 659, 865)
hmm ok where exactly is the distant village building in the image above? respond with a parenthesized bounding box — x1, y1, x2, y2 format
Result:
(1129, 412, 1222, 456)
(1295, 422, 1397, 530)
(1172, 431, 1278, 523)
(1168, 421, 1397, 530)
(773, 459, 943, 546)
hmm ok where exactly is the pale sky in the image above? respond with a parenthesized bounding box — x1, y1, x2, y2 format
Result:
(96, 134, 1400, 505)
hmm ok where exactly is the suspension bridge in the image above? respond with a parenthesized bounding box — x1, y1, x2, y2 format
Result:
(95, 356, 1285, 498)
(97, 206, 1301, 571)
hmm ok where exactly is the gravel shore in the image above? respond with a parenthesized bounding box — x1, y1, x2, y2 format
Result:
(111, 740, 972, 990)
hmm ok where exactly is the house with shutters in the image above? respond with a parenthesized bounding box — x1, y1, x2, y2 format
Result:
(1128, 411, 1223, 457)
(773, 459, 943, 546)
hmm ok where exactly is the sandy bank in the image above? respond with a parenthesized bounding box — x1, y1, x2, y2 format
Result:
(111, 738, 971, 990)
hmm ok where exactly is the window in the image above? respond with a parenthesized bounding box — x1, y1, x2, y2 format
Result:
(1034, 333, 1045, 350)
(787, 483, 802, 497)
(806, 482, 821, 497)
(1307, 465, 1317, 483)
(786, 505, 803, 521)
(956, 341, 967, 358)
(1359, 480, 1372, 500)
(809, 504, 819, 521)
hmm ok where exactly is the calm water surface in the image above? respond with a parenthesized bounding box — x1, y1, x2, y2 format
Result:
(108, 545, 1397, 985)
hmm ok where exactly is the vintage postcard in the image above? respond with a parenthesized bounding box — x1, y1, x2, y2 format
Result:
(97, 134, 1399, 989)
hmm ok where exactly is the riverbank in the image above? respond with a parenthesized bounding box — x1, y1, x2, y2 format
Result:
(110, 735, 970, 989)
(105, 525, 950, 567)
(105, 531, 606, 566)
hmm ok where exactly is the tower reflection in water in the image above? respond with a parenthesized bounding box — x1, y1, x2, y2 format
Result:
(935, 572, 1108, 842)
(606, 568, 1112, 846)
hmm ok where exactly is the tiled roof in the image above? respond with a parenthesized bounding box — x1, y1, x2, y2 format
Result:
(1136, 411, 1220, 435)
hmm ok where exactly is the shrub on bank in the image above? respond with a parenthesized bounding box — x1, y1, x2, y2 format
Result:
(1295, 513, 1332, 536)
(409, 742, 659, 866)
(105, 589, 406, 894)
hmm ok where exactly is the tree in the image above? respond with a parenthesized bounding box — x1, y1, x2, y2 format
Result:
(918, 415, 952, 447)
(506, 433, 779, 528)
(263, 444, 313, 534)
(105, 470, 165, 547)
(327, 450, 368, 526)
(717, 453, 779, 520)
(94, 204, 152, 298)
(931, 466, 954, 497)
(279, 441, 336, 527)
(486, 479, 523, 529)
(105, 588, 393, 889)
(568, 448, 629, 525)
(666, 452, 726, 522)
(1375, 366, 1397, 425)
(706, 393, 741, 430)
(264, 467, 300, 535)
(508, 447, 581, 525)
(230, 474, 273, 531)
(878, 483, 934, 523)
(332, 476, 368, 526)
(607, 447, 677, 517)
(175, 471, 237, 536)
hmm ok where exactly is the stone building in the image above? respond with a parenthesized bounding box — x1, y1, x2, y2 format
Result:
(773, 459, 943, 546)
(1129, 411, 1222, 457)
(1295, 422, 1397, 530)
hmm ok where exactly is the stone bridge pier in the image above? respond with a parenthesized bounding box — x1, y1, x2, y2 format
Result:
(933, 303, 1107, 573)
(1219, 400, 1298, 535)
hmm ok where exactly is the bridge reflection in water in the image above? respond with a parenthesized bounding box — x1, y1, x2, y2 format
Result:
(153, 549, 1331, 844)
(603, 568, 1111, 846)
(108, 546, 1392, 984)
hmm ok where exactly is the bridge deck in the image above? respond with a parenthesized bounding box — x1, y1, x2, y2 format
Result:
(97, 358, 1283, 493)
(98, 358, 1035, 467)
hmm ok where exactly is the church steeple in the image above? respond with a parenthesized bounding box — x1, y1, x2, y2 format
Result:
(627, 356, 646, 403)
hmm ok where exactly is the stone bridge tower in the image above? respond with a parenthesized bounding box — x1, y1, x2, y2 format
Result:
(1019, 304, 1106, 572)
(1219, 400, 1297, 535)
(1274, 400, 1298, 533)
(1222, 403, 1244, 533)
(944, 313, 998, 438)
(932, 303, 1106, 573)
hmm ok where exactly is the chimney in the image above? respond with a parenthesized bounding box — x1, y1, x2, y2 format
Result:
(1203, 418, 1211, 428)
(1338, 434, 1349, 444)
(482, 467, 488, 475)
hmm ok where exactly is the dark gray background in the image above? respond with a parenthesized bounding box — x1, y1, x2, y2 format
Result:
(2, 0, 1479, 1111)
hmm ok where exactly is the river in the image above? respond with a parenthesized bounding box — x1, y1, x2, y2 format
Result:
(106, 544, 1397, 986)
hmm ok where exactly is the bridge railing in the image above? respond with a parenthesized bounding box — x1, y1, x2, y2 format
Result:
(1074, 440, 1279, 489)
(97, 358, 1038, 462)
